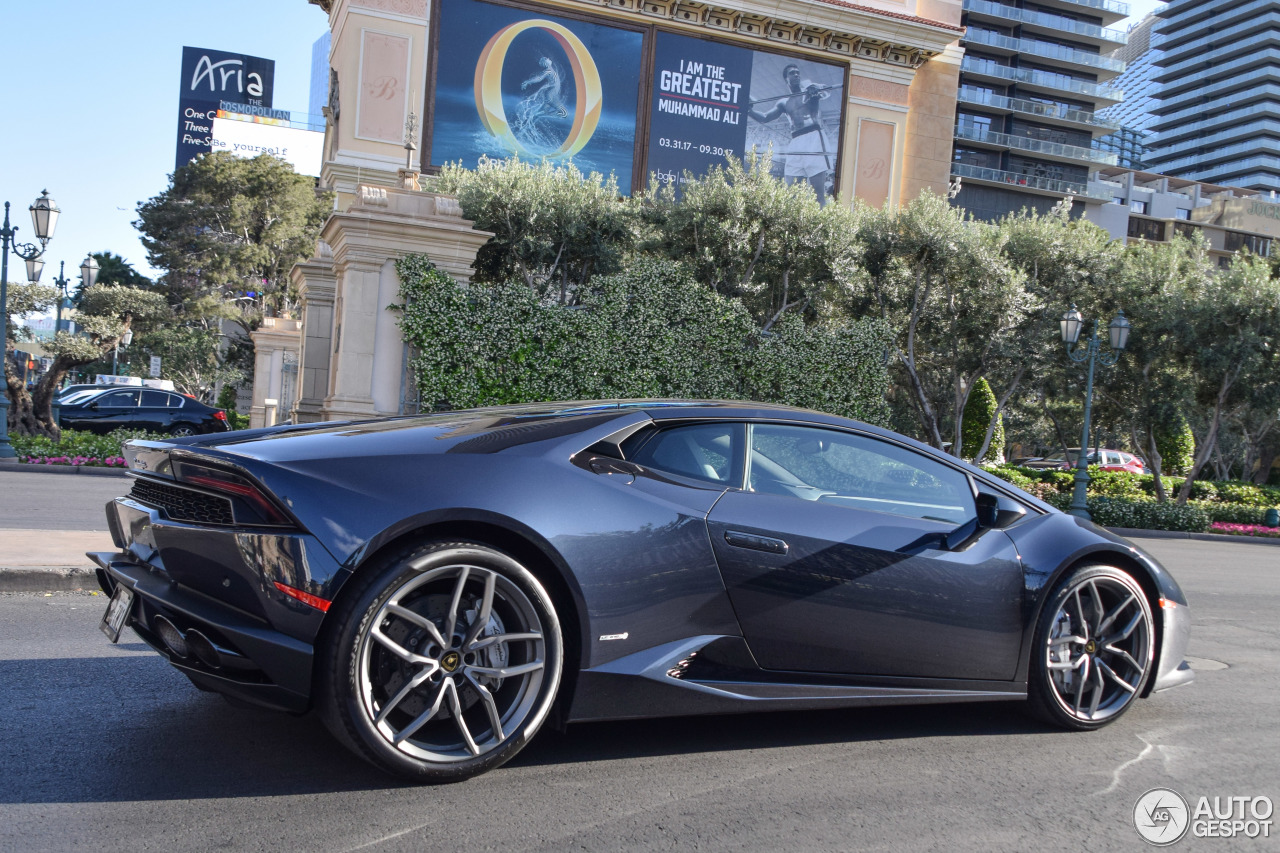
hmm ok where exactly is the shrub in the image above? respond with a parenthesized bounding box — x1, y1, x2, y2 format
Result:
(396, 255, 893, 424)
(1087, 469, 1145, 499)
(961, 378, 1004, 463)
(1086, 497, 1209, 532)
(1196, 502, 1271, 525)
(1155, 412, 1195, 476)
(9, 428, 166, 466)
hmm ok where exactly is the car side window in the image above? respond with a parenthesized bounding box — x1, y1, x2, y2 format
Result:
(141, 390, 170, 407)
(629, 423, 739, 485)
(97, 390, 140, 408)
(748, 424, 975, 524)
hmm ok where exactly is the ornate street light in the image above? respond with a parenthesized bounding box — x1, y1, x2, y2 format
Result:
(112, 328, 133, 376)
(47, 257, 95, 427)
(1, 190, 59, 459)
(1061, 305, 1131, 519)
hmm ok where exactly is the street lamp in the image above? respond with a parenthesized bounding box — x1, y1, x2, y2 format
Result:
(112, 328, 133, 376)
(48, 257, 97, 426)
(1061, 304, 1131, 519)
(1, 190, 59, 459)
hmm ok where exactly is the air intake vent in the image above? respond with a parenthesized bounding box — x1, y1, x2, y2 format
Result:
(131, 478, 235, 526)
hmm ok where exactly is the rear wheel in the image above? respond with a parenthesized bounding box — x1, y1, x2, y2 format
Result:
(169, 424, 197, 437)
(319, 541, 562, 782)
(1027, 565, 1154, 730)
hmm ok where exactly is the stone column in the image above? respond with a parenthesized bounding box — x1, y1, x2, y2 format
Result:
(248, 318, 303, 429)
(291, 242, 336, 424)
(310, 185, 491, 422)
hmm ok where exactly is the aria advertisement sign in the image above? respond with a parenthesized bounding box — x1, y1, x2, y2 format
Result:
(176, 46, 276, 171)
(428, 0, 644, 191)
(646, 31, 845, 203)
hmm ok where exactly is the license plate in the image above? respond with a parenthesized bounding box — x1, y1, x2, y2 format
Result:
(99, 585, 135, 643)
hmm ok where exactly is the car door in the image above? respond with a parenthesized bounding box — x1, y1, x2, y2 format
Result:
(706, 422, 1026, 681)
(68, 389, 141, 434)
(137, 390, 177, 432)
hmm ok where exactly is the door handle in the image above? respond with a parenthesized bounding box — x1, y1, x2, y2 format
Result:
(724, 530, 789, 555)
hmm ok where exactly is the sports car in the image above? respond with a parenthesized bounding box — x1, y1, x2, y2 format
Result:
(91, 400, 1194, 782)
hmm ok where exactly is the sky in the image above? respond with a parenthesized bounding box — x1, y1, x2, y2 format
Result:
(1, 0, 1166, 301)
(0, 1, 328, 290)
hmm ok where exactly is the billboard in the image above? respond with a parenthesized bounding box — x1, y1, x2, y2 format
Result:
(424, 1, 845, 200)
(646, 31, 844, 203)
(210, 118, 324, 177)
(428, 0, 644, 190)
(176, 46, 276, 171)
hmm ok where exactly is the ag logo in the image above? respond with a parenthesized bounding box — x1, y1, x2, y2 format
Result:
(1134, 788, 1190, 846)
(473, 19, 602, 158)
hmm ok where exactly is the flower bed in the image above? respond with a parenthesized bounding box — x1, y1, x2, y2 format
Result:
(19, 455, 127, 467)
(1209, 522, 1280, 538)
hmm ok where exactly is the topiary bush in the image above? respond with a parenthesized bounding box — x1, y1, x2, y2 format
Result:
(961, 377, 1004, 463)
(1155, 412, 1195, 476)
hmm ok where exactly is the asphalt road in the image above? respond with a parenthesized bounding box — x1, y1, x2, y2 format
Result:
(0, 468, 128, 530)
(0, 538, 1275, 852)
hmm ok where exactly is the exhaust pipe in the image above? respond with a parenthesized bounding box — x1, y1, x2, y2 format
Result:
(151, 615, 190, 659)
(184, 629, 222, 670)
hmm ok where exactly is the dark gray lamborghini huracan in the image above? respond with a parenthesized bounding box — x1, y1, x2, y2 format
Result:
(92, 400, 1193, 782)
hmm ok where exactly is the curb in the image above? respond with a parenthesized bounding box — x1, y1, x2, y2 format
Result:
(0, 463, 128, 477)
(1107, 527, 1280, 547)
(0, 567, 101, 593)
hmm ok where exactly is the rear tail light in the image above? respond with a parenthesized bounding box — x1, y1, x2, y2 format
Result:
(171, 458, 293, 526)
(213, 411, 228, 422)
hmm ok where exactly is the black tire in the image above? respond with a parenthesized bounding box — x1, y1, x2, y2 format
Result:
(170, 424, 197, 437)
(1027, 564, 1154, 730)
(318, 541, 563, 782)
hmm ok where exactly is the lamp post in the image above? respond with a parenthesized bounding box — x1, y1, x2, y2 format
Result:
(48, 257, 97, 426)
(111, 328, 133, 376)
(1060, 305, 1131, 519)
(1, 190, 59, 459)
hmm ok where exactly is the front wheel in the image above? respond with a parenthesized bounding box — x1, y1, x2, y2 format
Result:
(319, 541, 563, 782)
(1027, 565, 1154, 730)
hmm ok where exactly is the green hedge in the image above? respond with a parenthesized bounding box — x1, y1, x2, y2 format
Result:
(396, 255, 893, 425)
(8, 428, 166, 465)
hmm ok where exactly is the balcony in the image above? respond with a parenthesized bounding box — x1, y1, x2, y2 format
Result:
(1155, 24, 1280, 82)
(950, 162, 1115, 199)
(1157, 0, 1271, 51)
(955, 122, 1120, 165)
(962, 0, 1127, 47)
(960, 56, 1124, 103)
(958, 86, 1120, 131)
(964, 29, 1124, 76)
(1149, 93, 1280, 138)
(1149, 138, 1280, 175)
(1154, 49, 1280, 98)
(1148, 119, 1280, 164)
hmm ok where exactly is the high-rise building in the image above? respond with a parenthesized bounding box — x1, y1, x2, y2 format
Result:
(949, 0, 1129, 221)
(309, 31, 331, 130)
(1144, 0, 1280, 192)
(1095, 11, 1159, 169)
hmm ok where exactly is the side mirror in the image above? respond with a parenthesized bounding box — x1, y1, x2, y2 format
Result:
(976, 492, 999, 528)
(88, 401, 99, 410)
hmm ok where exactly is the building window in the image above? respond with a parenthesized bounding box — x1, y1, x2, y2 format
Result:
(1225, 231, 1270, 256)
(1113, 196, 1126, 205)
(1174, 222, 1200, 239)
(1174, 209, 1190, 220)
(1130, 200, 1148, 214)
(1128, 218, 1165, 241)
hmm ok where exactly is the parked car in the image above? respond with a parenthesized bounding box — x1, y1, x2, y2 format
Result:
(58, 388, 230, 436)
(1022, 448, 1146, 474)
(92, 401, 1193, 782)
(56, 383, 111, 400)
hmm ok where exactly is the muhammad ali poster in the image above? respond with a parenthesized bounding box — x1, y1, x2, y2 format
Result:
(645, 30, 844, 204)
(428, 0, 644, 192)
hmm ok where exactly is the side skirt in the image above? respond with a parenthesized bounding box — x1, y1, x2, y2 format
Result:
(567, 635, 1026, 723)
